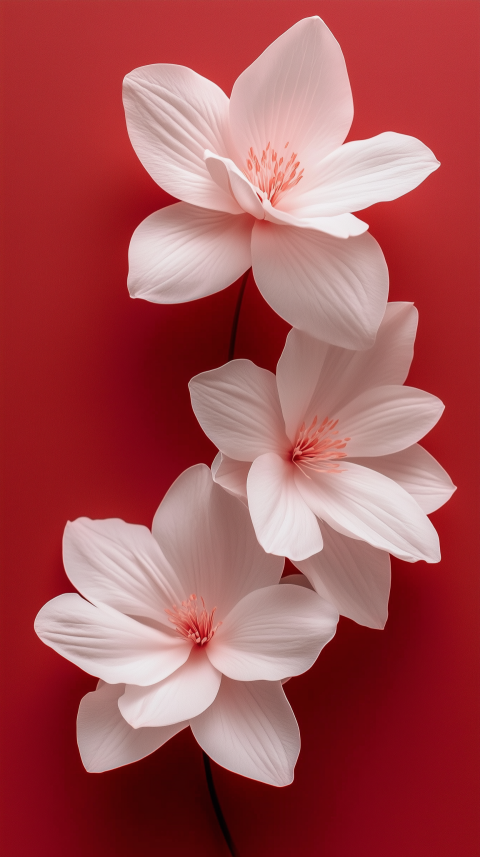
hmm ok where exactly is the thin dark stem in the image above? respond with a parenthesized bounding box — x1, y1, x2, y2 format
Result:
(202, 272, 249, 857)
(203, 752, 239, 857)
(227, 268, 250, 362)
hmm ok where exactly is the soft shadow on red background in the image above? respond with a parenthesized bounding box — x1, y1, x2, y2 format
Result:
(0, 2, 479, 855)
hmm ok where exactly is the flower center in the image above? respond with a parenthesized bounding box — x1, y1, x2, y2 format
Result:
(165, 594, 221, 646)
(291, 416, 350, 476)
(244, 141, 304, 206)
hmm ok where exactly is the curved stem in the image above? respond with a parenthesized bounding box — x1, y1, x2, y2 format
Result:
(203, 752, 239, 857)
(228, 268, 250, 362)
(201, 271, 250, 855)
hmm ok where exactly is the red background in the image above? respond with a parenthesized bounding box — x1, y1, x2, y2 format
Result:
(1, 2, 479, 855)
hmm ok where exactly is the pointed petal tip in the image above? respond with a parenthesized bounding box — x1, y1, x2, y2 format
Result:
(368, 611, 388, 631)
(273, 770, 295, 788)
(286, 542, 325, 563)
(295, 14, 329, 28)
(127, 273, 145, 300)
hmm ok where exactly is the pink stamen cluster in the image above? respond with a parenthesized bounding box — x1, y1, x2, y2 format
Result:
(244, 141, 304, 206)
(292, 416, 350, 476)
(165, 593, 221, 646)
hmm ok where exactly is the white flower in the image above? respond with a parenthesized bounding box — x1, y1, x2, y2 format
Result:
(189, 304, 455, 577)
(34, 465, 338, 785)
(123, 17, 439, 349)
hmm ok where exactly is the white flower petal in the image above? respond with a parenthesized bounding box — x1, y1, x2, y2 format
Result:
(263, 201, 368, 237)
(191, 678, 300, 786)
(295, 462, 440, 562)
(276, 328, 330, 444)
(247, 453, 324, 560)
(189, 360, 289, 461)
(208, 584, 337, 681)
(286, 132, 440, 217)
(118, 647, 222, 728)
(211, 452, 249, 504)
(63, 518, 182, 627)
(335, 385, 444, 457)
(252, 223, 388, 348)
(77, 682, 187, 773)
(292, 524, 391, 629)
(34, 594, 191, 686)
(229, 17, 353, 174)
(205, 151, 265, 219)
(349, 444, 456, 514)
(152, 465, 283, 621)
(302, 302, 419, 422)
(128, 203, 252, 303)
(123, 64, 240, 213)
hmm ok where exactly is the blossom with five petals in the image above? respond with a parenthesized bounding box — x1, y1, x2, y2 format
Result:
(34, 465, 338, 785)
(123, 17, 439, 348)
(189, 304, 455, 571)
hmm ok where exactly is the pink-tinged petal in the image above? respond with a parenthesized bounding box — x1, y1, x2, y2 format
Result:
(349, 444, 456, 514)
(118, 647, 221, 728)
(252, 222, 388, 348)
(205, 151, 265, 219)
(335, 385, 444, 457)
(280, 574, 315, 590)
(191, 678, 300, 786)
(263, 201, 368, 237)
(295, 461, 440, 562)
(229, 18, 353, 176)
(123, 64, 240, 213)
(211, 452, 249, 504)
(63, 518, 183, 627)
(247, 454, 324, 560)
(152, 465, 283, 622)
(292, 524, 391, 629)
(285, 132, 440, 217)
(276, 328, 329, 444)
(77, 682, 187, 773)
(128, 203, 252, 303)
(208, 584, 338, 681)
(189, 360, 289, 461)
(34, 594, 191, 685)
(303, 302, 419, 422)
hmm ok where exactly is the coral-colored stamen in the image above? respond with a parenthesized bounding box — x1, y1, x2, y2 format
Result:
(244, 141, 304, 206)
(165, 594, 221, 646)
(292, 416, 350, 477)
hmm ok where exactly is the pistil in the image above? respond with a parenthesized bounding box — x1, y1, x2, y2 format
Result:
(165, 593, 221, 646)
(292, 416, 350, 476)
(244, 141, 304, 206)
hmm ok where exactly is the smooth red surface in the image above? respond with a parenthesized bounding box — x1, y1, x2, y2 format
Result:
(0, 2, 479, 855)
